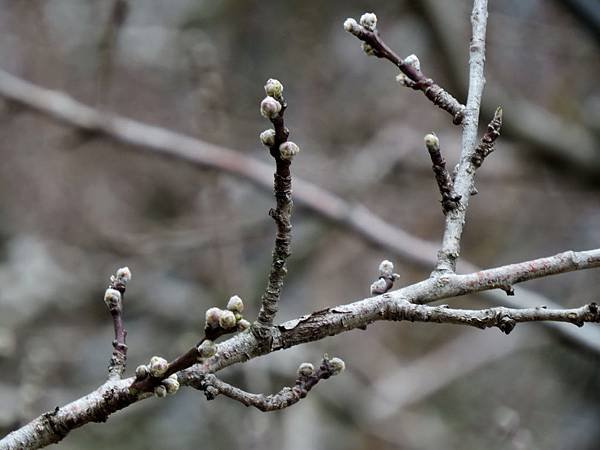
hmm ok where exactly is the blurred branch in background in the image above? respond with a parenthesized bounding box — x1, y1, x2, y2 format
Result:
(1, 68, 598, 353)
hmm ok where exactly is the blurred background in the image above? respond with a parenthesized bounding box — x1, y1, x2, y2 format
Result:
(0, 0, 599, 449)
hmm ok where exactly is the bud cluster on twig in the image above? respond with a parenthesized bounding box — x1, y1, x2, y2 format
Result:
(370, 260, 400, 295)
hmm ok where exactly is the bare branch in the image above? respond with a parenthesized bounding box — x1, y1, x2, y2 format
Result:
(104, 267, 131, 380)
(343, 14, 465, 123)
(436, 0, 489, 274)
(0, 69, 598, 353)
(197, 356, 345, 412)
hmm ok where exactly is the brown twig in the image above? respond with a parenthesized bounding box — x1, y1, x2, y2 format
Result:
(197, 356, 345, 412)
(104, 267, 131, 380)
(472, 107, 503, 168)
(424, 134, 461, 214)
(344, 14, 465, 124)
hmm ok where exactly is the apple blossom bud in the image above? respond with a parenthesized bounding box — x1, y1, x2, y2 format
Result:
(329, 357, 346, 375)
(260, 96, 282, 119)
(424, 133, 439, 150)
(297, 362, 315, 377)
(154, 385, 167, 398)
(237, 319, 251, 332)
(404, 54, 421, 72)
(219, 310, 237, 329)
(162, 374, 180, 395)
(279, 141, 300, 160)
(370, 278, 388, 295)
(260, 129, 276, 147)
(149, 356, 168, 377)
(226, 295, 244, 313)
(115, 266, 132, 284)
(135, 365, 149, 380)
(359, 12, 377, 31)
(378, 260, 394, 278)
(361, 42, 375, 55)
(343, 18, 359, 34)
(104, 288, 122, 311)
(264, 78, 283, 99)
(197, 340, 217, 359)
(205, 307, 223, 329)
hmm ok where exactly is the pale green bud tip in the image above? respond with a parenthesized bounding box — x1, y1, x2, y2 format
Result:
(378, 260, 394, 277)
(103, 288, 121, 308)
(279, 141, 300, 160)
(162, 374, 180, 395)
(260, 96, 282, 119)
(149, 356, 169, 377)
(227, 295, 244, 313)
(329, 357, 346, 375)
(115, 266, 132, 284)
(264, 78, 283, 98)
(343, 18, 359, 33)
(197, 340, 217, 358)
(205, 307, 222, 328)
(135, 365, 149, 379)
(297, 362, 315, 377)
(260, 129, 276, 147)
(424, 133, 439, 149)
(237, 319, 251, 331)
(219, 309, 237, 329)
(154, 385, 167, 398)
(361, 42, 375, 56)
(404, 54, 421, 72)
(359, 12, 377, 31)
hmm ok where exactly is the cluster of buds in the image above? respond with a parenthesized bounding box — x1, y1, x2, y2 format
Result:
(135, 356, 180, 397)
(370, 260, 401, 295)
(203, 295, 251, 337)
(258, 78, 301, 161)
(343, 13, 378, 55)
(103, 266, 132, 313)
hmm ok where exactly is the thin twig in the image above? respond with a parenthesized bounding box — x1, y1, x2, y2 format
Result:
(104, 267, 131, 380)
(197, 356, 344, 412)
(436, 0, 489, 274)
(472, 106, 503, 168)
(424, 134, 461, 214)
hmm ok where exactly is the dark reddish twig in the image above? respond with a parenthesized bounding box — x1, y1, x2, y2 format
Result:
(104, 267, 131, 380)
(423, 134, 461, 214)
(472, 107, 503, 168)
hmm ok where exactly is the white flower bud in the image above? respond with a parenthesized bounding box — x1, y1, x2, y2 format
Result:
(162, 374, 180, 395)
(343, 18, 359, 33)
(359, 12, 377, 31)
(378, 260, 394, 278)
(104, 288, 122, 310)
(115, 266, 132, 284)
(237, 319, 251, 332)
(264, 78, 283, 98)
(297, 362, 315, 377)
(205, 307, 223, 329)
(370, 278, 388, 295)
(149, 356, 168, 377)
(260, 129, 276, 147)
(329, 357, 346, 375)
(226, 295, 244, 313)
(219, 309, 237, 329)
(404, 54, 421, 72)
(135, 365, 149, 379)
(197, 339, 217, 359)
(279, 141, 300, 160)
(154, 385, 167, 398)
(260, 96, 282, 119)
(424, 133, 439, 149)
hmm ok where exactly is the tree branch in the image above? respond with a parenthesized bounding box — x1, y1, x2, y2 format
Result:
(196, 356, 345, 412)
(104, 267, 132, 380)
(436, 0, 488, 274)
(0, 68, 598, 353)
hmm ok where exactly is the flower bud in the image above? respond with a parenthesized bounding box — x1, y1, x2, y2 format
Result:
(115, 266, 132, 284)
(279, 141, 300, 160)
(154, 385, 167, 398)
(219, 310, 237, 329)
(237, 319, 251, 332)
(343, 18, 359, 34)
(361, 42, 375, 56)
(135, 365, 149, 379)
(329, 357, 346, 375)
(197, 339, 217, 359)
(162, 374, 180, 395)
(149, 356, 168, 377)
(359, 12, 377, 31)
(264, 78, 283, 99)
(424, 133, 439, 150)
(370, 278, 388, 295)
(205, 307, 223, 329)
(104, 288, 122, 311)
(404, 54, 421, 72)
(226, 295, 244, 313)
(260, 96, 282, 119)
(297, 362, 315, 378)
(260, 129, 276, 147)
(378, 260, 394, 278)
